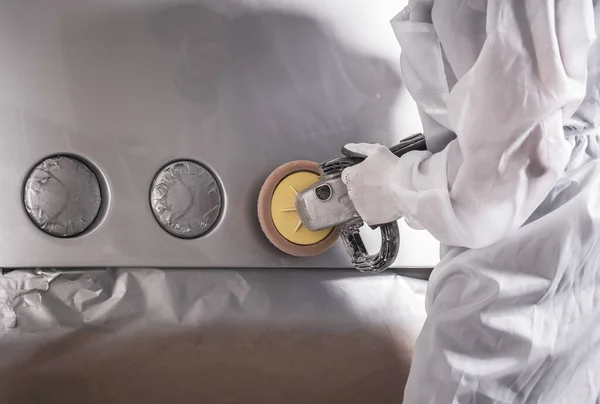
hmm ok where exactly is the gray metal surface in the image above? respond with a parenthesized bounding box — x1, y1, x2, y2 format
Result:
(0, 0, 434, 401)
(23, 155, 103, 237)
(0, 0, 437, 268)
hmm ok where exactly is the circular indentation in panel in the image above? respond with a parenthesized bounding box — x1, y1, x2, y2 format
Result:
(150, 160, 222, 239)
(23, 155, 103, 237)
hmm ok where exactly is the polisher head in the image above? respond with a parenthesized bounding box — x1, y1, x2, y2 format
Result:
(257, 160, 339, 257)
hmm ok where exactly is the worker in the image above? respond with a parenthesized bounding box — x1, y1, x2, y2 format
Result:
(342, 1, 600, 403)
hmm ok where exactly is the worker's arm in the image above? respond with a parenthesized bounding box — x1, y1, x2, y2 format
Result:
(342, 0, 595, 249)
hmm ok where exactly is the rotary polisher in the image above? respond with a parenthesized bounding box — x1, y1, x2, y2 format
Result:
(257, 133, 426, 273)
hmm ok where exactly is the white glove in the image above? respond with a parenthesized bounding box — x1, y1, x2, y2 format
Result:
(341, 143, 404, 226)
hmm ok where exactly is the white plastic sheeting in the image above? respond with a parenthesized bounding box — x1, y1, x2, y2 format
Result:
(343, 1, 600, 403)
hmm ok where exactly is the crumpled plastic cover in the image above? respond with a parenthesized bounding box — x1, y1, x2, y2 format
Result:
(0, 268, 427, 403)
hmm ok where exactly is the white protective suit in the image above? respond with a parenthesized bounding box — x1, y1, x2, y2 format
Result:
(342, 1, 600, 403)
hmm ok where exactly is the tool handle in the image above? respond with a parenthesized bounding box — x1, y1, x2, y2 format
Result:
(341, 132, 426, 160)
(339, 221, 400, 273)
(333, 134, 425, 271)
(321, 133, 426, 176)
(339, 132, 426, 233)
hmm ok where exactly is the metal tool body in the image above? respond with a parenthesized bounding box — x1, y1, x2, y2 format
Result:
(296, 133, 427, 273)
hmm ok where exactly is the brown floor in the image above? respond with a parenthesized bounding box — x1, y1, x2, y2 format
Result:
(0, 325, 413, 404)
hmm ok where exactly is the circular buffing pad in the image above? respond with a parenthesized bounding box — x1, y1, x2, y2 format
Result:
(257, 160, 339, 257)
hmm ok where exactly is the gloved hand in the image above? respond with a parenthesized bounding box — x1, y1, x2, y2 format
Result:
(341, 143, 404, 226)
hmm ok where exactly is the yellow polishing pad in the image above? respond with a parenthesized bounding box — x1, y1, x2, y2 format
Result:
(270, 171, 333, 245)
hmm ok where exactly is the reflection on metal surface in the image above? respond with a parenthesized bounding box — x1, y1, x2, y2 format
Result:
(0, 0, 440, 268)
(23, 156, 102, 237)
(150, 160, 222, 239)
(150, 4, 228, 109)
